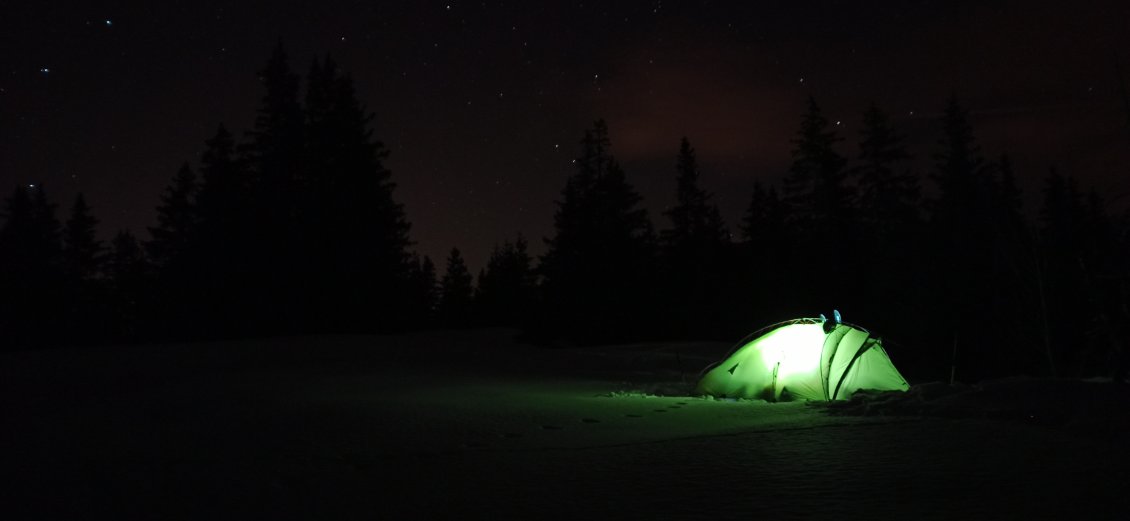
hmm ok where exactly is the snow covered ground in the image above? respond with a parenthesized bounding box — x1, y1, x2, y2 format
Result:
(3, 329, 1128, 519)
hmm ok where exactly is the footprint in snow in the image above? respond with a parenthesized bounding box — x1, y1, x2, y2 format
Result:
(580, 418, 600, 423)
(625, 414, 643, 418)
(653, 409, 668, 413)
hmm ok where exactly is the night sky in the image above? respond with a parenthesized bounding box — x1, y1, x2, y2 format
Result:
(5, 1, 1130, 272)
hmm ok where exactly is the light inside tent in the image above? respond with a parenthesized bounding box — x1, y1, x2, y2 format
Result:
(751, 323, 826, 381)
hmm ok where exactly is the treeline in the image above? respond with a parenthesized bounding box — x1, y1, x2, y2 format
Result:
(0, 45, 420, 345)
(1, 45, 1127, 382)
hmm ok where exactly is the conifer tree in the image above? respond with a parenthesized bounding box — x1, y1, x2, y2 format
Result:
(146, 162, 197, 268)
(539, 119, 657, 342)
(740, 181, 786, 244)
(0, 184, 64, 347)
(62, 193, 103, 281)
(927, 96, 1005, 378)
(243, 45, 306, 332)
(660, 137, 728, 337)
(993, 154, 1024, 227)
(192, 124, 253, 337)
(931, 96, 990, 231)
(195, 124, 248, 238)
(302, 55, 413, 331)
(476, 236, 535, 327)
(0, 185, 63, 276)
(854, 103, 919, 238)
(59, 193, 106, 342)
(662, 137, 727, 252)
(779, 98, 853, 313)
(108, 230, 149, 340)
(247, 42, 304, 197)
(851, 104, 924, 328)
(438, 248, 474, 328)
(406, 253, 439, 327)
(782, 97, 851, 235)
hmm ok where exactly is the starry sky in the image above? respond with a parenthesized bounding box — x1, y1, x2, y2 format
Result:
(4, 1, 1130, 272)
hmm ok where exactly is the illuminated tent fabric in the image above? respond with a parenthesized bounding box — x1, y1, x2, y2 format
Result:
(696, 318, 909, 401)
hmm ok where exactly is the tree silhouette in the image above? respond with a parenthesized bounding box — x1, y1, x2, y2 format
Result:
(927, 96, 1010, 379)
(850, 103, 923, 332)
(60, 193, 107, 343)
(146, 162, 197, 269)
(782, 97, 851, 235)
(0, 184, 64, 348)
(438, 248, 474, 329)
(853, 103, 919, 238)
(737, 180, 795, 322)
(1033, 168, 1123, 376)
(662, 138, 727, 249)
(246, 42, 304, 203)
(406, 253, 439, 328)
(660, 137, 729, 337)
(243, 43, 306, 332)
(61, 193, 103, 281)
(740, 181, 787, 244)
(192, 124, 254, 337)
(302, 55, 414, 332)
(779, 98, 854, 314)
(107, 230, 149, 341)
(476, 236, 536, 327)
(539, 119, 657, 343)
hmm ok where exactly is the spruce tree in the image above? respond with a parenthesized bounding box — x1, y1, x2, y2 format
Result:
(146, 162, 197, 268)
(854, 103, 919, 238)
(782, 97, 851, 235)
(928, 96, 1003, 378)
(406, 254, 438, 328)
(539, 120, 657, 342)
(736, 180, 792, 321)
(59, 193, 106, 342)
(302, 55, 413, 331)
(62, 193, 103, 281)
(247, 42, 304, 196)
(0, 185, 64, 347)
(779, 98, 852, 313)
(108, 230, 149, 340)
(196, 124, 248, 238)
(931, 96, 990, 231)
(660, 137, 728, 337)
(243, 44, 306, 333)
(476, 236, 535, 327)
(740, 181, 786, 244)
(662, 137, 727, 251)
(851, 104, 923, 329)
(438, 248, 474, 329)
(193, 124, 253, 337)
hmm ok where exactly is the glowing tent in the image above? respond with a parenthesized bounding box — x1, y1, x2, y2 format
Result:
(696, 316, 909, 401)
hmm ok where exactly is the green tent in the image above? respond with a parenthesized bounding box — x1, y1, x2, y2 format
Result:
(697, 317, 909, 401)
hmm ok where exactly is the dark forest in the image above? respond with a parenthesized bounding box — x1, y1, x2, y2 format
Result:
(2, 45, 1128, 384)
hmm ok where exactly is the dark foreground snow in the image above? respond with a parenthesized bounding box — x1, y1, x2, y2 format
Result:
(3, 329, 1127, 519)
